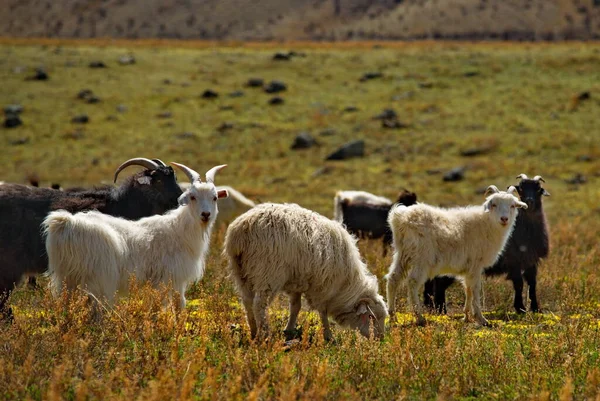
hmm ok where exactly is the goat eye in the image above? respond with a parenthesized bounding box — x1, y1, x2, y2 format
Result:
(491, 204, 496, 208)
(213, 196, 217, 202)
(511, 205, 515, 209)
(190, 196, 196, 201)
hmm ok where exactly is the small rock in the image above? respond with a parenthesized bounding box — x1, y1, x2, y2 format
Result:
(9, 137, 29, 145)
(228, 90, 244, 98)
(319, 128, 336, 136)
(382, 119, 408, 129)
(118, 54, 136, 65)
(29, 68, 49, 81)
(89, 61, 107, 68)
(360, 72, 383, 82)
(264, 80, 287, 94)
(418, 82, 434, 89)
(71, 114, 89, 124)
(343, 106, 359, 113)
(443, 167, 465, 182)
(174, 132, 197, 140)
(4, 114, 22, 128)
(463, 70, 480, 77)
(373, 109, 398, 120)
(576, 91, 591, 101)
(156, 111, 173, 119)
(269, 97, 284, 105)
(4, 104, 23, 115)
(273, 52, 291, 61)
(201, 89, 219, 99)
(291, 132, 317, 150)
(246, 78, 264, 87)
(577, 155, 593, 162)
(326, 140, 365, 161)
(565, 173, 587, 185)
(86, 95, 101, 104)
(220, 105, 234, 111)
(77, 89, 94, 100)
(217, 122, 234, 132)
(116, 104, 128, 113)
(162, 78, 172, 85)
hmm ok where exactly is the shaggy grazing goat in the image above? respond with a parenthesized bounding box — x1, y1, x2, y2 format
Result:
(385, 185, 527, 326)
(179, 183, 256, 227)
(224, 203, 388, 342)
(0, 158, 182, 319)
(424, 174, 550, 313)
(44, 163, 228, 308)
(334, 189, 418, 255)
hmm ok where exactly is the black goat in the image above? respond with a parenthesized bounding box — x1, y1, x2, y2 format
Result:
(0, 157, 183, 319)
(336, 189, 418, 255)
(424, 174, 550, 313)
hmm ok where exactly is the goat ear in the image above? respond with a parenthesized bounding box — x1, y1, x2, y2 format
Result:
(516, 201, 528, 209)
(178, 193, 190, 206)
(542, 188, 550, 196)
(356, 303, 368, 316)
(217, 189, 229, 199)
(483, 200, 491, 213)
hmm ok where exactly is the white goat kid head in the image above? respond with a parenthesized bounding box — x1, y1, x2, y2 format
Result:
(483, 185, 527, 227)
(171, 163, 229, 224)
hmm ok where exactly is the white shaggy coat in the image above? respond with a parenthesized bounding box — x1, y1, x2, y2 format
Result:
(224, 203, 388, 341)
(333, 190, 392, 222)
(44, 164, 227, 308)
(385, 187, 527, 326)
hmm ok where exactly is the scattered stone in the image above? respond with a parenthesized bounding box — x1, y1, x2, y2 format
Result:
(89, 61, 107, 68)
(220, 105, 234, 111)
(174, 132, 197, 140)
(343, 106, 359, 113)
(4, 104, 23, 115)
(382, 119, 408, 129)
(162, 78, 172, 85)
(291, 132, 317, 150)
(9, 137, 29, 145)
(319, 128, 336, 136)
(71, 114, 89, 124)
(577, 155, 594, 162)
(4, 114, 22, 128)
(29, 68, 48, 81)
(201, 89, 219, 99)
(228, 90, 245, 98)
(246, 78, 264, 88)
(264, 80, 287, 94)
(273, 52, 291, 61)
(373, 109, 398, 120)
(87, 95, 101, 104)
(443, 167, 466, 182)
(156, 111, 173, 119)
(360, 72, 383, 82)
(77, 89, 94, 99)
(463, 70, 480, 77)
(326, 140, 365, 161)
(418, 82, 434, 89)
(217, 122, 234, 132)
(576, 91, 591, 101)
(269, 96, 284, 105)
(116, 104, 128, 113)
(565, 173, 587, 185)
(118, 54, 136, 65)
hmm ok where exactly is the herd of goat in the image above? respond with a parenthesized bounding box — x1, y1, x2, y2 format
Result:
(0, 157, 550, 341)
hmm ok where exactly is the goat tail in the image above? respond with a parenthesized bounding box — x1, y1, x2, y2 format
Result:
(42, 210, 74, 236)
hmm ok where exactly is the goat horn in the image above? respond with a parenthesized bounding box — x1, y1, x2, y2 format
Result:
(205, 164, 227, 183)
(152, 159, 167, 167)
(507, 185, 518, 195)
(113, 158, 159, 183)
(533, 175, 545, 183)
(485, 185, 500, 196)
(170, 162, 201, 183)
(516, 173, 528, 180)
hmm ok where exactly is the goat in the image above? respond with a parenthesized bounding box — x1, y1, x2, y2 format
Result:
(44, 163, 228, 309)
(424, 174, 550, 314)
(334, 189, 418, 255)
(0, 158, 182, 319)
(224, 203, 388, 342)
(385, 186, 527, 326)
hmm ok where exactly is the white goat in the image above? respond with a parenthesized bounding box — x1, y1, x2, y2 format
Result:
(43, 163, 228, 308)
(385, 185, 527, 326)
(179, 183, 255, 227)
(333, 190, 392, 222)
(224, 203, 388, 342)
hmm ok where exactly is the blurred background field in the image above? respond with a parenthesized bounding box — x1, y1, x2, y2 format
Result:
(1, 40, 600, 400)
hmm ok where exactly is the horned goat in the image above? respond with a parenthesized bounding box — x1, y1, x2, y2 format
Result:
(424, 174, 550, 313)
(224, 203, 388, 342)
(385, 185, 527, 326)
(0, 158, 182, 319)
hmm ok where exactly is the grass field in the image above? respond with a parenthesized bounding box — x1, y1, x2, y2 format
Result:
(1, 40, 600, 400)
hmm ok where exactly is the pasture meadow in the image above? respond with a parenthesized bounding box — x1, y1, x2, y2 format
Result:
(1, 40, 599, 400)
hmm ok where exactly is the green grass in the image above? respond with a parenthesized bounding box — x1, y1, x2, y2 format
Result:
(1, 41, 600, 400)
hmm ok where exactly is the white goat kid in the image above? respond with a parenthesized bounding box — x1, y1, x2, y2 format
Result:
(385, 185, 527, 326)
(44, 163, 228, 309)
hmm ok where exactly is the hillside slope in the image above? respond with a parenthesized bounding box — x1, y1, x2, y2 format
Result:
(2, 0, 599, 40)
